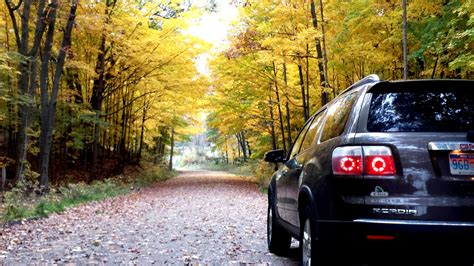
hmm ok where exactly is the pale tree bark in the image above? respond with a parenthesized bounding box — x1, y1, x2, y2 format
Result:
(168, 127, 175, 171)
(224, 136, 229, 164)
(318, 0, 329, 85)
(38, 0, 79, 190)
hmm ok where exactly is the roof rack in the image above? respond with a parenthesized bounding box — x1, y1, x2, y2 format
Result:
(340, 74, 381, 95)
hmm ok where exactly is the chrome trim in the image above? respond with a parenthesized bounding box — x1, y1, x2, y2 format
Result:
(354, 219, 474, 227)
(427, 141, 474, 151)
(364, 196, 474, 207)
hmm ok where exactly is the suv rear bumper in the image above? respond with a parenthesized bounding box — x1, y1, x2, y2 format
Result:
(317, 219, 474, 242)
(316, 219, 474, 264)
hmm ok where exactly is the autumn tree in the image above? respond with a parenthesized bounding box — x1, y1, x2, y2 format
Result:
(206, 0, 472, 162)
(0, 0, 208, 186)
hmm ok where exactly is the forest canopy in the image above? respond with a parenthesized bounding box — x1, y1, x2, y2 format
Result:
(0, 0, 208, 189)
(206, 0, 473, 162)
(0, 0, 472, 190)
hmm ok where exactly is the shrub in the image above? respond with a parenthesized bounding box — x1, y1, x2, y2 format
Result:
(135, 165, 176, 188)
(254, 160, 275, 190)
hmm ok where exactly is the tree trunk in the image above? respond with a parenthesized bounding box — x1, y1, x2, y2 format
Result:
(403, 0, 407, 80)
(282, 63, 292, 150)
(431, 56, 439, 79)
(236, 136, 241, 160)
(298, 64, 309, 121)
(168, 127, 175, 170)
(268, 84, 277, 150)
(7, 0, 49, 182)
(305, 44, 311, 115)
(247, 140, 251, 157)
(310, 0, 329, 106)
(224, 136, 229, 164)
(318, 0, 329, 86)
(137, 104, 147, 162)
(236, 132, 247, 161)
(272, 62, 286, 153)
(39, 0, 78, 190)
(125, 104, 133, 163)
(91, 0, 116, 178)
(285, 101, 292, 149)
(1, 167, 6, 194)
(13, 0, 33, 182)
(38, 0, 58, 190)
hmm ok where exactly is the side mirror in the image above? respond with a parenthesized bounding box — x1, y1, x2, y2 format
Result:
(264, 149, 287, 163)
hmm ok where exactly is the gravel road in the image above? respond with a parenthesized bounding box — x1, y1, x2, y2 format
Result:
(0, 170, 299, 265)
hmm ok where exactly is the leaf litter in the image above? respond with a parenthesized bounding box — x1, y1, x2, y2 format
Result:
(1, 170, 297, 265)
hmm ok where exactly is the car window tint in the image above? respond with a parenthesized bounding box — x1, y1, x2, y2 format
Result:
(300, 110, 326, 152)
(320, 92, 358, 142)
(367, 91, 474, 132)
(289, 117, 314, 159)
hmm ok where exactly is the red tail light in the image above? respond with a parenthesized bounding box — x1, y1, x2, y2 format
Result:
(332, 146, 396, 176)
(363, 146, 396, 175)
(332, 147, 363, 175)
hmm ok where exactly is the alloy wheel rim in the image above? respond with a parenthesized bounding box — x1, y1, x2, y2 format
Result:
(267, 207, 273, 245)
(302, 219, 312, 266)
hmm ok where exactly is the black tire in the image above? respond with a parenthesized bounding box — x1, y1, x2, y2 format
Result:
(300, 205, 327, 266)
(267, 192, 291, 256)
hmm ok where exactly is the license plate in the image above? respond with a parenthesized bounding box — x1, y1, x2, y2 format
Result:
(449, 153, 474, 175)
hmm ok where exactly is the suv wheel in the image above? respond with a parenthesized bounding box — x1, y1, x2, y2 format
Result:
(267, 193, 291, 255)
(301, 206, 327, 266)
(302, 218, 312, 265)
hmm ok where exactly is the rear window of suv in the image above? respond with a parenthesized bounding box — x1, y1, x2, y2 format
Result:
(367, 89, 473, 132)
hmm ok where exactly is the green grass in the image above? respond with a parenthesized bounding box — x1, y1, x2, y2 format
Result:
(1, 165, 176, 223)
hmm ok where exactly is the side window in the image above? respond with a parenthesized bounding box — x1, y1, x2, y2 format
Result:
(320, 92, 358, 142)
(300, 110, 326, 152)
(288, 116, 314, 159)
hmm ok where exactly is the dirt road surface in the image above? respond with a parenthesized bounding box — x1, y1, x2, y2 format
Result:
(0, 170, 298, 265)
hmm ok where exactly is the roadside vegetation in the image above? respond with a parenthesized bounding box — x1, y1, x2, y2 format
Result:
(1, 165, 176, 223)
(196, 160, 274, 192)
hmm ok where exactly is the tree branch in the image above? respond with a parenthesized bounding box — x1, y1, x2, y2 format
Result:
(5, 0, 23, 49)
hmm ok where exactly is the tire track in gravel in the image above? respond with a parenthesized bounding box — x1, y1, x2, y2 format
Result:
(1, 170, 299, 265)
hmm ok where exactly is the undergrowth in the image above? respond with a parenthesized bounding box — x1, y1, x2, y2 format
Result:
(1, 165, 176, 223)
(200, 159, 275, 191)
